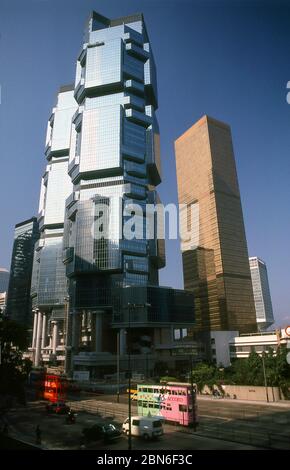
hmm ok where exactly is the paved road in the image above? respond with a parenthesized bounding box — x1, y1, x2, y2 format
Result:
(65, 394, 290, 449)
(3, 404, 259, 450)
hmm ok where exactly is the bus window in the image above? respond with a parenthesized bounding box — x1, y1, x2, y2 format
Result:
(143, 388, 148, 393)
(179, 404, 187, 412)
(148, 403, 154, 408)
(143, 402, 148, 408)
(154, 403, 159, 409)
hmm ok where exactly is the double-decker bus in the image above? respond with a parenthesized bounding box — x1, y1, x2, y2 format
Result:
(43, 375, 67, 402)
(28, 371, 67, 402)
(137, 382, 198, 426)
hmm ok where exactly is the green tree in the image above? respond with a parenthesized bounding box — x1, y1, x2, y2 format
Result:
(0, 319, 32, 405)
(191, 363, 218, 392)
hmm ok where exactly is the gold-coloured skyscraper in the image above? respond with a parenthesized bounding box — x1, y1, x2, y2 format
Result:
(175, 115, 257, 333)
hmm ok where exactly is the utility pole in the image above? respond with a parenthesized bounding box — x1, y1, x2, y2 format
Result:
(126, 301, 151, 450)
(258, 327, 269, 403)
(127, 303, 132, 451)
(189, 354, 196, 428)
(116, 331, 120, 403)
(261, 351, 269, 403)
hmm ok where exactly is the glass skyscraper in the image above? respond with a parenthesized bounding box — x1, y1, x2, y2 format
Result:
(0, 268, 9, 315)
(175, 115, 257, 334)
(30, 11, 195, 376)
(6, 218, 39, 327)
(30, 86, 77, 366)
(249, 257, 274, 330)
(0, 268, 9, 294)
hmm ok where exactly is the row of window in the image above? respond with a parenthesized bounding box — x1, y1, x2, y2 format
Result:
(138, 387, 188, 396)
(137, 401, 190, 413)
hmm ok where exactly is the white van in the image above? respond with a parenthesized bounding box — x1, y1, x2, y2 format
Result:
(122, 416, 164, 440)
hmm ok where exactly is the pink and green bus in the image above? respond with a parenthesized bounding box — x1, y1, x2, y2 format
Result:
(137, 382, 198, 426)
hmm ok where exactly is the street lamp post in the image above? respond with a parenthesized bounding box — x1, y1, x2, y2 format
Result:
(261, 350, 269, 403)
(116, 330, 120, 404)
(127, 303, 132, 451)
(126, 301, 151, 451)
(258, 327, 269, 403)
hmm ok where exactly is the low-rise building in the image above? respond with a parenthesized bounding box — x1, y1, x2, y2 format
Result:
(209, 328, 290, 366)
(229, 329, 290, 360)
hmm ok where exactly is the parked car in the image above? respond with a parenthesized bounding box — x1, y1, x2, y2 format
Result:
(45, 401, 70, 415)
(82, 423, 122, 443)
(122, 416, 164, 440)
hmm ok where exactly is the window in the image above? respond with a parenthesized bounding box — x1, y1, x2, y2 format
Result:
(179, 405, 187, 412)
(174, 328, 181, 340)
(132, 419, 140, 426)
(153, 421, 162, 428)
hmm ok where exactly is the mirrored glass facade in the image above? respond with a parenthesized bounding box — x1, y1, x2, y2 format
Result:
(30, 86, 77, 366)
(30, 11, 195, 374)
(175, 116, 257, 334)
(6, 218, 39, 327)
(0, 268, 9, 294)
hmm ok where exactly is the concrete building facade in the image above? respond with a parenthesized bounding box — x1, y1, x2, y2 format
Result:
(249, 256, 274, 330)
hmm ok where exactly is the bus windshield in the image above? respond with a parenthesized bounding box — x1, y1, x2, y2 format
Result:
(153, 420, 162, 428)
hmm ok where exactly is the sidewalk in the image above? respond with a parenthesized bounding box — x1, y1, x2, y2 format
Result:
(197, 394, 290, 407)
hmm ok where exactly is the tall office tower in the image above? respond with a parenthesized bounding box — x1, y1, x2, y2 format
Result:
(0, 268, 9, 293)
(30, 11, 194, 376)
(30, 86, 77, 366)
(0, 268, 9, 314)
(6, 218, 39, 328)
(175, 115, 257, 333)
(249, 257, 274, 330)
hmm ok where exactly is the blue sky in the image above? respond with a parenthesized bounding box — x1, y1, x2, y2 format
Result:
(0, 0, 289, 327)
